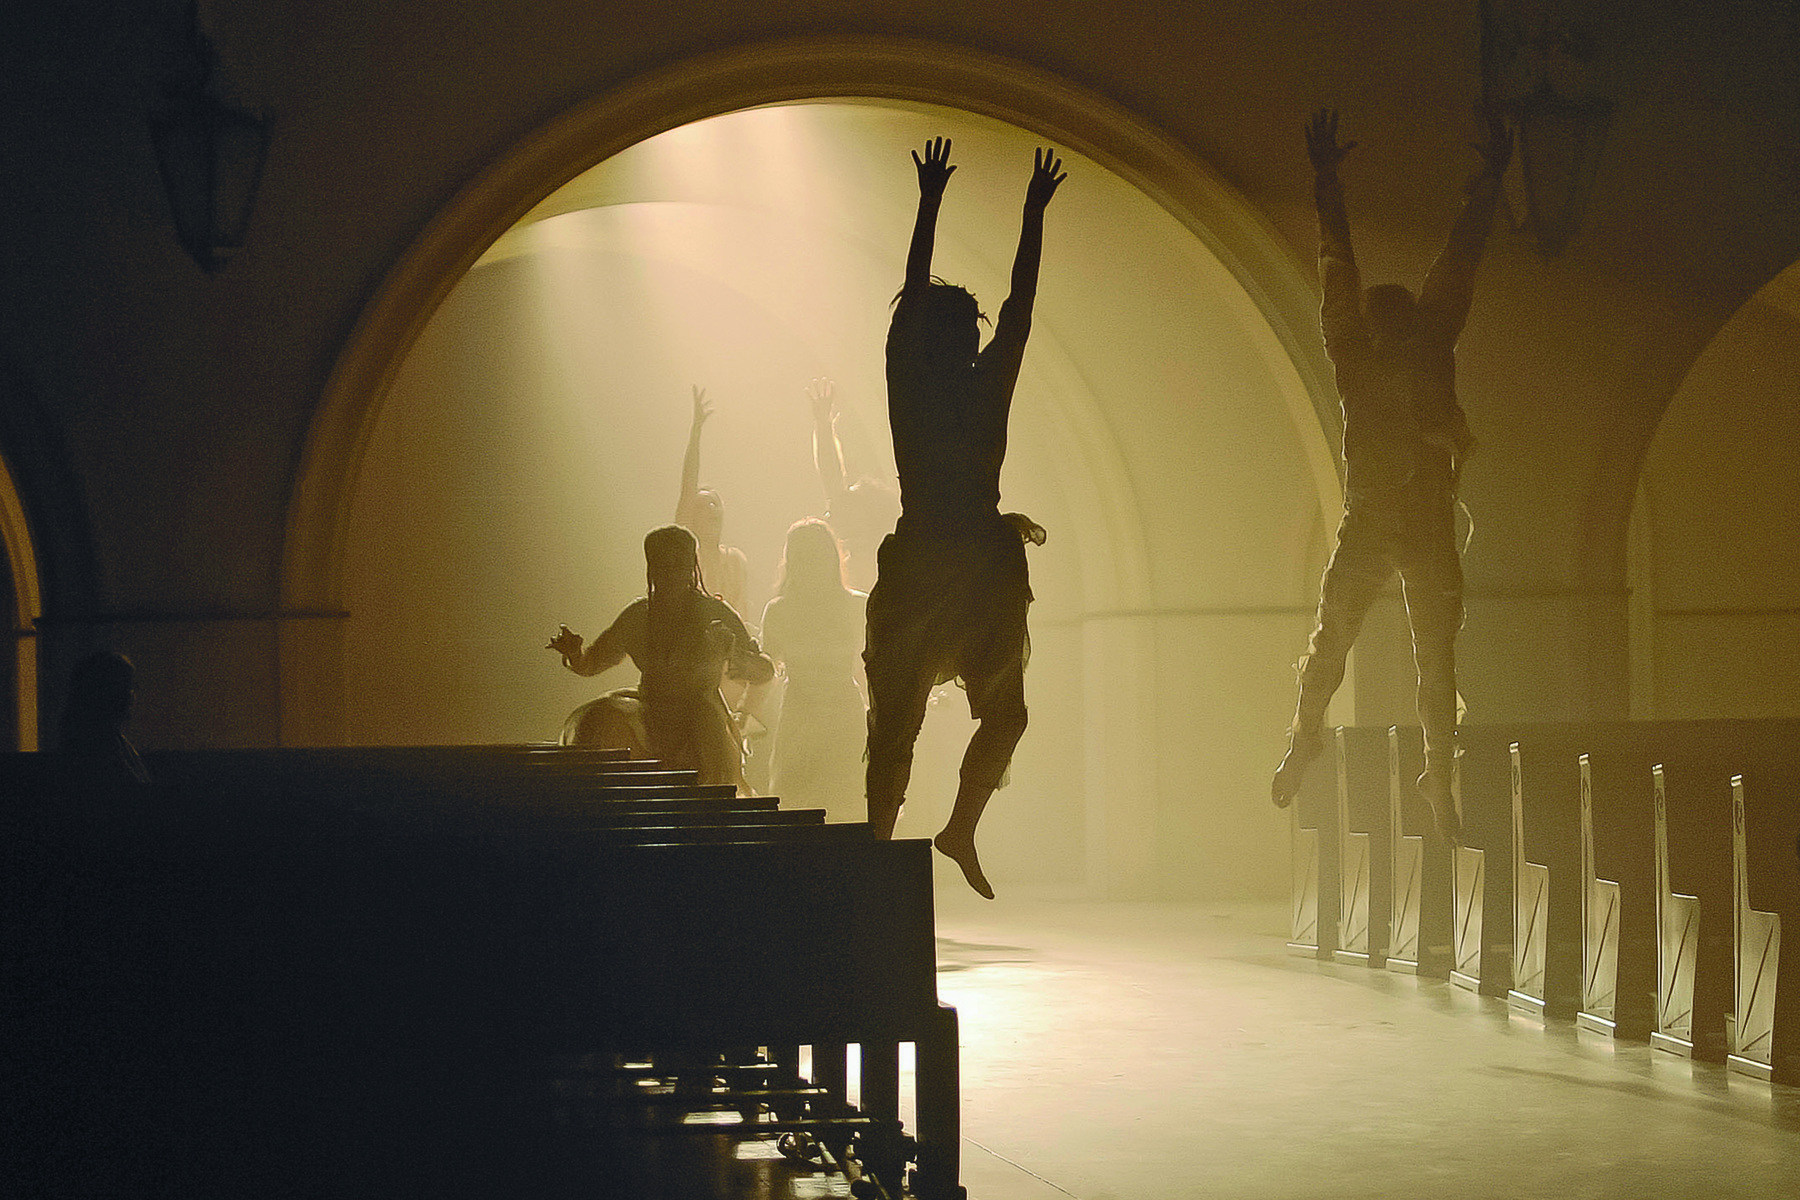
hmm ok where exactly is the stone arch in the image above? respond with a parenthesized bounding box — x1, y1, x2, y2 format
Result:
(286, 36, 1335, 621)
(1627, 260, 1800, 719)
(282, 37, 1340, 896)
(0, 448, 41, 750)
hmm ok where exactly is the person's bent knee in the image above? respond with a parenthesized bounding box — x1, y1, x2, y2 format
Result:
(972, 701, 1028, 756)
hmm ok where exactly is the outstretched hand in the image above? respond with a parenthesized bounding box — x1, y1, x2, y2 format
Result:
(690, 385, 712, 428)
(914, 135, 957, 199)
(1026, 147, 1067, 210)
(547, 625, 584, 659)
(1305, 108, 1356, 174)
(912, 136, 955, 200)
(806, 377, 836, 424)
(1471, 105, 1514, 179)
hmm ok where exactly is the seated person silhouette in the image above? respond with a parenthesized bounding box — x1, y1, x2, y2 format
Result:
(863, 137, 1063, 898)
(550, 524, 774, 792)
(57, 649, 153, 799)
(759, 518, 869, 822)
(1270, 107, 1511, 846)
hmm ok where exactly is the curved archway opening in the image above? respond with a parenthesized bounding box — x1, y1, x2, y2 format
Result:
(0, 450, 42, 750)
(1628, 260, 1800, 719)
(290, 42, 1342, 898)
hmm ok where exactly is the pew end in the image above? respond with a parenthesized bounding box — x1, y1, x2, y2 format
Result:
(1726, 772, 1796, 1084)
(1287, 736, 1339, 959)
(1333, 727, 1390, 967)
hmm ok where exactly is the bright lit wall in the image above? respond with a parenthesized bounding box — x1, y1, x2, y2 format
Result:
(342, 101, 1327, 897)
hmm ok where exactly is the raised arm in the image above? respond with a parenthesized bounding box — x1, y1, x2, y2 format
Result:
(1307, 109, 1358, 263)
(1006, 147, 1066, 313)
(904, 137, 955, 297)
(1307, 109, 1365, 352)
(807, 377, 847, 512)
(675, 385, 710, 526)
(1418, 107, 1513, 335)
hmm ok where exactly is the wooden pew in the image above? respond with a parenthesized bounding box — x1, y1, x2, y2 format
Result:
(1652, 762, 1711, 1056)
(1332, 726, 1391, 967)
(1287, 734, 1338, 959)
(1384, 727, 1422, 973)
(2, 747, 960, 1198)
(1576, 731, 1682, 1041)
(1725, 767, 1798, 1083)
(1385, 725, 1456, 977)
(1577, 754, 1625, 1034)
(1491, 732, 1602, 1020)
(1461, 720, 1798, 1054)
(1507, 742, 1553, 1016)
(1448, 744, 1496, 993)
(516, 836, 958, 1198)
(1641, 724, 1800, 1061)
(1485, 720, 1732, 1040)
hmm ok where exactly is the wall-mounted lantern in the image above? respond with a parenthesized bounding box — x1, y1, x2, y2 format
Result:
(149, 6, 270, 273)
(1480, 0, 1613, 258)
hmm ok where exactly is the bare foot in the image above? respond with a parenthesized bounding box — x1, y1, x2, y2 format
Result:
(933, 829, 994, 899)
(1271, 727, 1324, 809)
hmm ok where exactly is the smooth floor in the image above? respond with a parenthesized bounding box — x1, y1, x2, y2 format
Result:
(931, 894, 1800, 1200)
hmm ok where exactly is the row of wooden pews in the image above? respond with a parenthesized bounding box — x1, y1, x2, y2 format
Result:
(1287, 720, 1800, 1084)
(1, 743, 965, 1199)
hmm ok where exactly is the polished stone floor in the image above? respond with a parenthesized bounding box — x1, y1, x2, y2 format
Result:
(931, 894, 1800, 1200)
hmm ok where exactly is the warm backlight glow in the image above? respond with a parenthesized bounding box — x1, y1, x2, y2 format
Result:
(343, 100, 1328, 896)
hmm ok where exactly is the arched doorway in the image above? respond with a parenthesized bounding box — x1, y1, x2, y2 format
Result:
(0, 450, 42, 751)
(1627, 260, 1800, 719)
(286, 39, 1341, 899)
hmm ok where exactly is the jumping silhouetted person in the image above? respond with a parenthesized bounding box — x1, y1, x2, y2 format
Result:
(550, 524, 773, 791)
(1271, 108, 1512, 845)
(863, 137, 1063, 898)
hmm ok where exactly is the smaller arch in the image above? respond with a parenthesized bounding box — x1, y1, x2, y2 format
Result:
(1627, 260, 1800, 719)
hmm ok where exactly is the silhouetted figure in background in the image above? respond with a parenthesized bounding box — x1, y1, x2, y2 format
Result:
(550, 524, 773, 791)
(675, 384, 772, 785)
(676, 385, 750, 618)
(1271, 108, 1512, 845)
(808, 376, 901, 592)
(864, 137, 1063, 898)
(58, 649, 152, 797)
(760, 518, 869, 821)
